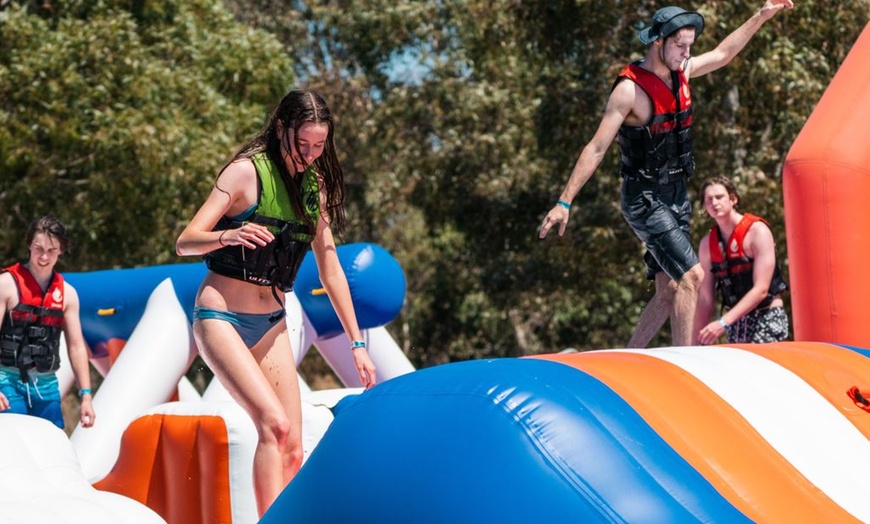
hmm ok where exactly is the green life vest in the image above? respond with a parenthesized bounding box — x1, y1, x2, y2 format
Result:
(203, 152, 320, 292)
(252, 152, 320, 236)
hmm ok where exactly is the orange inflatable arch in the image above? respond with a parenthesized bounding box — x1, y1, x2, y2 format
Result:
(783, 23, 870, 345)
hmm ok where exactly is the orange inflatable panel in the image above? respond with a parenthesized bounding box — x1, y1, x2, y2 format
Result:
(94, 414, 232, 524)
(783, 23, 870, 344)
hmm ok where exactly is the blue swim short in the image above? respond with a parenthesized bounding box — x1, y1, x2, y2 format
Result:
(0, 366, 64, 428)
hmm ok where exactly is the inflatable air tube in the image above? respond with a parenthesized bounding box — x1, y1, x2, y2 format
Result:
(70, 279, 197, 482)
(264, 343, 870, 523)
(294, 243, 405, 339)
(782, 23, 870, 344)
(262, 358, 753, 523)
(65, 263, 205, 358)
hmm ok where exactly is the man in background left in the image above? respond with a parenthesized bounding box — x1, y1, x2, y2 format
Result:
(0, 215, 96, 429)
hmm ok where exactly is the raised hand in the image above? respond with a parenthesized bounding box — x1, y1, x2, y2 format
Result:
(761, 0, 795, 17)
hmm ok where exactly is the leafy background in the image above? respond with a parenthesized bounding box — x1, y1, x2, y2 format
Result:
(2, 0, 867, 405)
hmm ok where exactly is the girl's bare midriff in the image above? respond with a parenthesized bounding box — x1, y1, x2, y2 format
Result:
(196, 271, 285, 313)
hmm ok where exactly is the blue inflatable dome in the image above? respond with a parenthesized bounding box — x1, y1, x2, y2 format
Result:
(261, 357, 751, 523)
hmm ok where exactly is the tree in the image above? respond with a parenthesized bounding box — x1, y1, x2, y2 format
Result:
(2, 0, 867, 368)
(259, 0, 867, 360)
(0, 0, 295, 269)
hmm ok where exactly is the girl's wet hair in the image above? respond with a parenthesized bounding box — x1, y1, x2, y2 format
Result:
(221, 90, 347, 235)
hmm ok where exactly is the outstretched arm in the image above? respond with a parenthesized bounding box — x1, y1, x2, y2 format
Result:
(539, 80, 634, 238)
(686, 0, 795, 78)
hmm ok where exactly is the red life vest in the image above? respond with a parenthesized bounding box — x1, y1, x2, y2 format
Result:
(0, 262, 65, 379)
(614, 62, 695, 184)
(708, 213, 787, 310)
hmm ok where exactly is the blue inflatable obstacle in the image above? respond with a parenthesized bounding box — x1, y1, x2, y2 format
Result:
(65, 263, 206, 357)
(64, 243, 406, 356)
(294, 242, 406, 338)
(261, 358, 752, 523)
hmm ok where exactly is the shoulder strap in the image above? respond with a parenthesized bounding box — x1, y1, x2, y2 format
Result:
(708, 227, 725, 264)
(251, 152, 320, 227)
(728, 213, 768, 260)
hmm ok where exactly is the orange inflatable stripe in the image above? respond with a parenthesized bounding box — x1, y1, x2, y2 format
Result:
(106, 338, 126, 366)
(94, 414, 232, 524)
(533, 352, 859, 524)
(730, 342, 870, 439)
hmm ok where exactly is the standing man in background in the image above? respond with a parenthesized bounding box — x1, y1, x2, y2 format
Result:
(538, 1, 795, 347)
(0, 215, 95, 429)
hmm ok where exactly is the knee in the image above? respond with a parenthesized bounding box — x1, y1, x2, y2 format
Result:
(258, 412, 293, 448)
(654, 275, 677, 307)
(259, 413, 303, 464)
(285, 441, 304, 472)
(658, 286, 676, 308)
(679, 265, 704, 291)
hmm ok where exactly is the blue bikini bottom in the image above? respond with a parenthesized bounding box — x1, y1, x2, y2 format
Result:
(193, 307, 284, 348)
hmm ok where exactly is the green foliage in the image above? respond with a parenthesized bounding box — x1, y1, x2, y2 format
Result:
(2, 0, 867, 367)
(0, 0, 293, 269)
(287, 0, 867, 361)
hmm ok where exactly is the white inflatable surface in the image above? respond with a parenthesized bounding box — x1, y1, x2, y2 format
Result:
(26, 266, 415, 522)
(70, 278, 197, 482)
(0, 414, 165, 524)
(314, 326, 415, 387)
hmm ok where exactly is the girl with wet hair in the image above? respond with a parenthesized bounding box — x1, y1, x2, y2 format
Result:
(177, 90, 376, 516)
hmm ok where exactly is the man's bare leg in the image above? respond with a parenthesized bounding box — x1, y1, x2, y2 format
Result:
(671, 264, 704, 346)
(627, 272, 676, 348)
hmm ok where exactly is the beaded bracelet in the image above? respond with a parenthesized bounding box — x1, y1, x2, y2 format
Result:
(557, 200, 571, 210)
(78, 388, 92, 398)
(351, 340, 366, 350)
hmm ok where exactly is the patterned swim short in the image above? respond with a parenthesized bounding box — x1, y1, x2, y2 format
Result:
(726, 306, 790, 344)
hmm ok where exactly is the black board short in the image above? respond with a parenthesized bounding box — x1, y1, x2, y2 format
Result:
(620, 176, 699, 281)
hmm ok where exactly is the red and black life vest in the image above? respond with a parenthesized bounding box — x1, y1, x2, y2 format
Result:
(0, 262, 65, 381)
(709, 213, 788, 310)
(613, 61, 694, 184)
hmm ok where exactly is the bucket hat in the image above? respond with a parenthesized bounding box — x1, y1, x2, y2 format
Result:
(638, 6, 705, 44)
